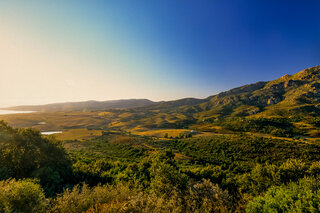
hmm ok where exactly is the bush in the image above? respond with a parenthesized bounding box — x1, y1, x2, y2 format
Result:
(241, 164, 280, 195)
(50, 183, 134, 213)
(126, 179, 231, 213)
(246, 177, 320, 212)
(0, 179, 47, 213)
(184, 179, 231, 212)
(150, 161, 188, 198)
(0, 122, 72, 196)
(279, 159, 307, 182)
(308, 161, 320, 176)
(270, 128, 288, 137)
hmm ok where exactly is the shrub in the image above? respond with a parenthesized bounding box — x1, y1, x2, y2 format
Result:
(0, 123, 72, 196)
(279, 159, 307, 182)
(246, 177, 320, 212)
(242, 164, 280, 195)
(308, 161, 320, 176)
(50, 183, 135, 213)
(150, 161, 188, 198)
(270, 128, 288, 137)
(126, 179, 231, 213)
(0, 179, 47, 213)
(184, 179, 231, 213)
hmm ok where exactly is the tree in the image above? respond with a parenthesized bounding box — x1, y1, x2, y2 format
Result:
(0, 122, 72, 196)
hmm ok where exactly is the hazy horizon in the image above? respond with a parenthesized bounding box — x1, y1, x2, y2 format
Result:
(1, 1, 319, 108)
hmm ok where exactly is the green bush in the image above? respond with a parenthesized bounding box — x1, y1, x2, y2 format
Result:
(308, 160, 320, 176)
(246, 177, 320, 212)
(279, 159, 307, 182)
(184, 179, 230, 213)
(0, 122, 72, 196)
(270, 128, 288, 137)
(239, 163, 280, 195)
(50, 183, 134, 213)
(0, 179, 47, 213)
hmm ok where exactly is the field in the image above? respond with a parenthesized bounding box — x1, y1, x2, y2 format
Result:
(53, 128, 103, 141)
(1, 110, 320, 144)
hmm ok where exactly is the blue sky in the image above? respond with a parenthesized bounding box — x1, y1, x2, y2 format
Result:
(0, 0, 319, 106)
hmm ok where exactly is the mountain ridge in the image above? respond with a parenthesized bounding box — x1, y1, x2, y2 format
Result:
(3, 99, 157, 112)
(3, 65, 320, 119)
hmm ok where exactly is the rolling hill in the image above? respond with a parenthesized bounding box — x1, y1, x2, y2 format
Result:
(139, 65, 320, 120)
(3, 99, 156, 112)
(1, 66, 320, 135)
(5, 65, 320, 118)
(194, 65, 320, 120)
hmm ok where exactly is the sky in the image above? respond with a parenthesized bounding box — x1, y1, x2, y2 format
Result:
(0, 0, 319, 107)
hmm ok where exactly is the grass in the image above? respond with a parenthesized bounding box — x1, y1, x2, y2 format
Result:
(130, 127, 191, 138)
(0, 111, 106, 131)
(54, 129, 102, 141)
(1, 107, 320, 143)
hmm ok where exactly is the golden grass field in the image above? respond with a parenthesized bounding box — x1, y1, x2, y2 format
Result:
(1, 111, 320, 144)
(0, 111, 106, 131)
(130, 126, 191, 138)
(53, 129, 102, 141)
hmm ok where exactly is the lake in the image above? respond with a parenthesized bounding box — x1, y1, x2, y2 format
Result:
(0, 110, 35, 115)
(41, 131, 63, 135)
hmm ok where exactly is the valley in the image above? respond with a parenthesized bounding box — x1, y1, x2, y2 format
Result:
(1, 66, 320, 212)
(2, 66, 320, 143)
(1, 1, 319, 211)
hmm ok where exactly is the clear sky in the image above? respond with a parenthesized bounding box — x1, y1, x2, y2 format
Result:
(0, 0, 319, 107)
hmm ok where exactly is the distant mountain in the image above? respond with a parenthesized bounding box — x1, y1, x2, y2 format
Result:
(4, 66, 320, 121)
(3, 99, 156, 112)
(192, 65, 320, 120)
(136, 65, 320, 122)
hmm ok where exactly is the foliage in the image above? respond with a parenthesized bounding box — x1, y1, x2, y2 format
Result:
(50, 183, 133, 213)
(0, 179, 47, 213)
(0, 121, 72, 196)
(220, 117, 295, 137)
(50, 179, 231, 213)
(246, 177, 320, 212)
(158, 135, 320, 169)
(1, 121, 320, 211)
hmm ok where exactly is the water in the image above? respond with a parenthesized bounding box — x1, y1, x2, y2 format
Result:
(0, 110, 35, 115)
(41, 131, 63, 135)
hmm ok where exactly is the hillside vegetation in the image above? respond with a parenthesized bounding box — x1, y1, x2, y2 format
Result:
(1, 121, 320, 212)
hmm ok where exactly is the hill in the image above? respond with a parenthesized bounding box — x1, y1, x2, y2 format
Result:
(193, 65, 320, 120)
(1, 66, 320, 138)
(135, 65, 320, 120)
(108, 65, 320, 136)
(4, 65, 320, 119)
(3, 99, 156, 112)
